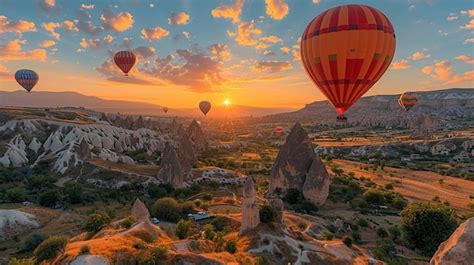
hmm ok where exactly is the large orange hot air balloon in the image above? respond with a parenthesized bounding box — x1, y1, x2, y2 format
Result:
(199, 101, 211, 116)
(163, 107, 169, 114)
(114, 51, 136, 76)
(398, 93, 417, 112)
(301, 4, 396, 121)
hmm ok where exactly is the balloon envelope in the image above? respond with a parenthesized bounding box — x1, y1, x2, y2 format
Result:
(15, 69, 39, 92)
(300, 4, 396, 118)
(275, 126, 284, 133)
(114, 51, 136, 76)
(199, 101, 211, 116)
(163, 107, 169, 114)
(398, 93, 417, 112)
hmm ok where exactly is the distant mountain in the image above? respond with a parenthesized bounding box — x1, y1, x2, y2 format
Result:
(265, 88, 474, 128)
(0, 91, 295, 117)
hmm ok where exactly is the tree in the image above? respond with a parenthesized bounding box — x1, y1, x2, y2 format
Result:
(438, 178, 444, 185)
(175, 219, 195, 239)
(225, 240, 237, 254)
(202, 224, 216, 240)
(64, 184, 83, 204)
(376, 227, 388, 238)
(152, 197, 181, 222)
(83, 213, 110, 233)
(259, 204, 275, 223)
(401, 202, 458, 256)
(6, 187, 27, 203)
(363, 189, 386, 205)
(23, 233, 47, 251)
(342, 236, 352, 247)
(283, 188, 303, 204)
(384, 183, 394, 190)
(34, 236, 69, 262)
(38, 189, 60, 207)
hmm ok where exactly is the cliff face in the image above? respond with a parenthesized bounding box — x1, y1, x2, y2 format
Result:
(239, 177, 260, 235)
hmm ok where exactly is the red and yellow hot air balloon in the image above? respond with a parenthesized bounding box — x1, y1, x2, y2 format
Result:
(114, 51, 136, 76)
(301, 4, 396, 121)
(398, 92, 417, 112)
(275, 126, 284, 134)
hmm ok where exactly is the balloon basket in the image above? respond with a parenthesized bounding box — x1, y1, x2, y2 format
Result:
(336, 115, 348, 122)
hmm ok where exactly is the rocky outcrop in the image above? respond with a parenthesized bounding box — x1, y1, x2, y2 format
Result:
(186, 120, 206, 150)
(269, 198, 284, 224)
(77, 138, 91, 159)
(157, 143, 184, 188)
(131, 198, 150, 222)
(239, 177, 260, 235)
(135, 115, 145, 129)
(270, 122, 329, 206)
(176, 132, 198, 176)
(430, 217, 474, 265)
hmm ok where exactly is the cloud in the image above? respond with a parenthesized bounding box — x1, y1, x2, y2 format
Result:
(259, 35, 283, 44)
(411, 51, 431, 60)
(96, 60, 157, 85)
(312, 0, 321, 4)
(81, 4, 95, 9)
(421, 66, 433, 75)
(140, 27, 170, 41)
(252, 60, 292, 72)
(79, 35, 113, 49)
(133, 46, 156, 60)
(0, 64, 10, 80)
(460, 10, 474, 17)
(40, 40, 56, 48)
(461, 19, 474, 29)
(182, 31, 190, 39)
(409, 5, 415, 11)
(122, 37, 132, 49)
(100, 8, 134, 32)
(39, 0, 57, 13)
(447, 15, 458, 21)
(42, 20, 78, 40)
(391, 59, 410, 70)
(76, 9, 104, 35)
(464, 38, 474, 43)
(455, 55, 474, 64)
(445, 70, 474, 85)
(280, 46, 290, 54)
(0, 16, 37, 33)
(0, 39, 47, 61)
(209, 43, 231, 60)
(211, 0, 244, 23)
(422, 61, 452, 81)
(229, 20, 262, 46)
(264, 0, 289, 20)
(168, 12, 190, 25)
(263, 50, 275, 56)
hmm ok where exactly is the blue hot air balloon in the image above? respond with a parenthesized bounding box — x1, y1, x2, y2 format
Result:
(15, 69, 39, 92)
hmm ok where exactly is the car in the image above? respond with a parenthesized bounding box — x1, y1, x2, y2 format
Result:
(151, 218, 160, 224)
(197, 211, 206, 215)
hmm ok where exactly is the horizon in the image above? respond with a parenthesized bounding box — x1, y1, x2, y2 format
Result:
(1, 0, 473, 109)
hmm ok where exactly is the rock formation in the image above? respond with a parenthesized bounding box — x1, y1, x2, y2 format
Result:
(239, 177, 260, 235)
(270, 122, 330, 206)
(176, 132, 198, 175)
(186, 120, 206, 150)
(77, 138, 91, 159)
(269, 198, 284, 224)
(131, 198, 150, 222)
(157, 143, 184, 188)
(430, 217, 474, 265)
(135, 115, 146, 129)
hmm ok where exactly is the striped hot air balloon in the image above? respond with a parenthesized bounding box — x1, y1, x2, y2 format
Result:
(199, 101, 211, 116)
(114, 51, 136, 76)
(15, 69, 39, 92)
(398, 93, 418, 112)
(301, 4, 396, 121)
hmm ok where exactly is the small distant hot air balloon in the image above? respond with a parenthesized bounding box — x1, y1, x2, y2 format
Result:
(398, 93, 418, 112)
(300, 4, 396, 121)
(275, 126, 284, 134)
(114, 51, 136, 76)
(199, 101, 211, 116)
(15, 69, 39, 92)
(163, 107, 169, 114)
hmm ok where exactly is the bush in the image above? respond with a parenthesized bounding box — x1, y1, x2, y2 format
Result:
(83, 213, 110, 233)
(38, 189, 61, 207)
(297, 222, 308, 231)
(388, 226, 401, 242)
(357, 218, 369, 227)
(150, 245, 169, 263)
(135, 230, 154, 243)
(34, 236, 69, 262)
(6, 187, 27, 203)
(211, 216, 232, 232)
(147, 185, 169, 198)
(392, 197, 408, 210)
(401, 202, 458, 256)
(259, 204, 275, 224)
(363, 189, 386, 205)
(284, 188, 303, 204)
(151, 197, 181, 222)
(376, 227, 388, 238)
(175, 219, 195, 239)
(202, 224, 216, 240)
(23, 233, 47, 251)
(225, 240, 237, 254)
(350, 198, 369, 209)
(351, 231, 361, 243)
(64, 183, 83, 204)
(79, 245, 90, 254)
(384, 183, 394, 190)
(342, 236, 352, 247)
(120, 215, 137, 229)
(202, 194, 212, 201)
(7, 258, 35, 265)
(322, 231, 333, 240)
(294, 200, 318, 214)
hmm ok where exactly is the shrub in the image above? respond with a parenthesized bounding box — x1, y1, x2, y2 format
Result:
(297, 222, 308, 231)
(363, 189, 386, 205)
(34, 236, 69, 262)
(152, 197, 181, 222)
(350, 198, 369, 209)
(259, 204, 275, 224)
(64, 184, 83, 204)
(322, 231, 333, 240)
(120, 215, 137, 229)
(150, 245, 169, 263)
(376, 227, 388, 238)
(401, 202, 458, 256)
(175, 219, 195, 239)
(211, 216, 232, 232)
(135, 230, 155, 243)
(351, 231, 361, 243)
(202, 224, 216, 240)
(388, 226, 401, 242)
(295, 200, 318, 214)
(283, 188, 303, 204)
(384, 183, 394, 190)
(202, 194, 212, 201)
(7, 258, 35, 265)
(357, 218, 369, 227)
(79, 245, 90, 254)
(23, 233, 46, 251)
(83, 213, 110, 233)
(6, 187, 27, 203)
(392, 197, 408, 210)
(133, 241, 146, 249)
(225, 240, 237, 254)
(38, 189, 61, 207)
(342, 236, 352, 247)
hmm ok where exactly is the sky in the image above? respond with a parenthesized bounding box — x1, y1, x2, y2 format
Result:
(0, 0, 473, 109)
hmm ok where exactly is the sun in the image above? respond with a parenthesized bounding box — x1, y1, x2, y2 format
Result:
(223, 99, 231, 106)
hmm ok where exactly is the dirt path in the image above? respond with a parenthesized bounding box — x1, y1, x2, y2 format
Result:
(333, 159, 474, 211)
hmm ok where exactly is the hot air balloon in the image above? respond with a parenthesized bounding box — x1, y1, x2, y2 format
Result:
(114, 51, 136, 76)
(163, 107, 169, 114)
(300, 5, 396, 121)
(199, 101, 211, 116)
(15, 69, 39, 92)
(275, 126, 284, 134)
(398, 93, 417, 112)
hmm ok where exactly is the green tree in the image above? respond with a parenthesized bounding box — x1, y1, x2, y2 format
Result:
(376, 227, 388, 238)
(175, 219, 195, 239)
(83, 213, 110, 233)
(64, 184, 83, 204)
(342, 236, 352, 247)
(6, 187, 28, 203)
(23, 233, 47, 251)
(152, 197, 181, 222)
(283, 188, 303, 204)
(38, 189, 60, 207)
(259, 204, 275, 224)
(363, 189, 386, 205)
(202, 224, 216, 240)
(34, 236, 69, 263)
(225, 240, 237, 254)
(401, 202, 458, 256)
